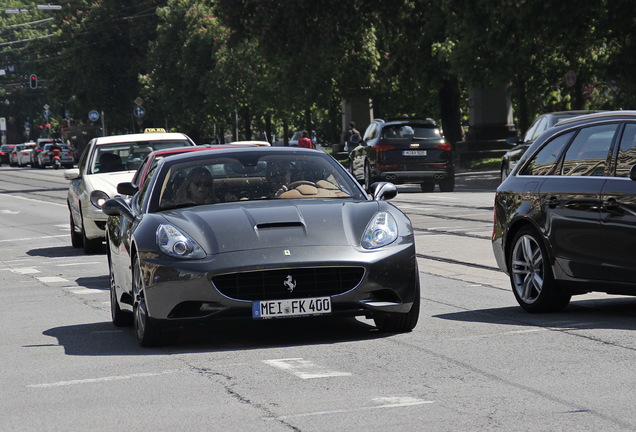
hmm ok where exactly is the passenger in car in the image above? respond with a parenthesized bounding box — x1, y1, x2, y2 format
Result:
(179, 166, 219, 205)
(99, 153, 124, 173)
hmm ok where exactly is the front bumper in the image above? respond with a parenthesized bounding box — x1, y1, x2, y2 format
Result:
(137, 243, 418, 326)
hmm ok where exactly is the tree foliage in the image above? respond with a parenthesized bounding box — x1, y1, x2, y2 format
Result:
(3, 0, 636, 144)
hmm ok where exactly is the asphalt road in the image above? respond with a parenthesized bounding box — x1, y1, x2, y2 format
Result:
(2, 166, 636, 431)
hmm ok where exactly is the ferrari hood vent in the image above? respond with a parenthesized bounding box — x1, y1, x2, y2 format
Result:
(256, 221, 304, 229)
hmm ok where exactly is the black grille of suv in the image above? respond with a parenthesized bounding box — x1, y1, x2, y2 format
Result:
(212, 267, 365, 301)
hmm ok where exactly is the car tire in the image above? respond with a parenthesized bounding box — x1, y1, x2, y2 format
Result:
(420, 182, 435, 192)
(364, 162, 374, 192)
(374, 283, 420, 332)
(508, 227, 571, 313)
(133, 258, 163, 347)
(80, 210, 103, 254)
(70, 212, 83, 248)
(110, 256, 132, 327)
(439, 176, 455, 192)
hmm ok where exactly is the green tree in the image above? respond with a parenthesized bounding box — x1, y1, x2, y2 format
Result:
(50, 0, 164, 133)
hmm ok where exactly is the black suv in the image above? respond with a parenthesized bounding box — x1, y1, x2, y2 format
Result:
(349, 118, 454, 192)
(493, 110, 636, 312)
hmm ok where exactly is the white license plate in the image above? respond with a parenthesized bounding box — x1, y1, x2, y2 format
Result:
(402, 150, 427, 156)
(252, 297, 331, 319)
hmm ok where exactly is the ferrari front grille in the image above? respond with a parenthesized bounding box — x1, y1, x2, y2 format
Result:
(212, 267, 365, 301)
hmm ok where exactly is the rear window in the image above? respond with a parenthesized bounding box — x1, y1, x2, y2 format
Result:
(382, 125, 441, 139)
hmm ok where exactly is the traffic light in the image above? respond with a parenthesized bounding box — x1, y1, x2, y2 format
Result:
(29, 74, 37, 89)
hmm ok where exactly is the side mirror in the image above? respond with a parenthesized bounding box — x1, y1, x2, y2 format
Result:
(102, 197, 134, 221)
(506, 136, 520, 146)
(117, 181, 138, 196)
(64, 168, 80, 180)
(369, 182, 398, 201)
(630, 164, 636, 181)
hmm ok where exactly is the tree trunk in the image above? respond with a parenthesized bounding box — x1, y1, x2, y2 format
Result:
(439, 76, 463, 147)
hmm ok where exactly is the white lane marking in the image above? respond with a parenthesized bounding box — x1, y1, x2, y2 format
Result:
(266, 396, 434, 420)
(27, 370, 181, 388)
(5, 194, 66, 207)
(11, 267, 40, 274)
(37, 276, 68, 283)
(0, 209, 20, 214)
(0, 235, 67, 243)
(263, 358, 351, 379)
(66, 288, 102, 295)
(56, 262, 101, 267)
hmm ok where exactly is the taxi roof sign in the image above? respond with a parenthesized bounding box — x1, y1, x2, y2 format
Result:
(144, 128, 166, 133)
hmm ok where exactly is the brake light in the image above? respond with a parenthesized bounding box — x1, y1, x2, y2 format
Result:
(433, 141, 452, 151)
(375, 144, 396, 152)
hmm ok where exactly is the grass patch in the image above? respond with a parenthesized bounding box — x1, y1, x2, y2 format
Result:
(463, 157, 501, 170)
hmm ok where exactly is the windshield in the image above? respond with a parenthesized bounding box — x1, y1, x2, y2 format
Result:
(90, 140, 192, 174)
(155, 153, 365, 211)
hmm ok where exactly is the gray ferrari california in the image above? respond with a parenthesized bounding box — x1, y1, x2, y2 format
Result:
(103, 146, 420, 346)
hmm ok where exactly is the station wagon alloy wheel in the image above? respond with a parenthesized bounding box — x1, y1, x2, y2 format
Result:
(509, 228, 570, 312)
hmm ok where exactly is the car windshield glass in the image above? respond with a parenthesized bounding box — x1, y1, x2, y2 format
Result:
(156, 153, 365, 211)
(90, 140, 191, 174)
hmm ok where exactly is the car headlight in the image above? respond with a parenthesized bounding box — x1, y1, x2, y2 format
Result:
(90, 190, 110, 209)
(361, 211, 398, 249)
(156, 224, 206, 259)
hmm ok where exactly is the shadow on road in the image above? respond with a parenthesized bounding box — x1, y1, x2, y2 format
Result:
(41, 316, 392, 356)
(27, 245, 86, 258)
(434, 296, 636, 331)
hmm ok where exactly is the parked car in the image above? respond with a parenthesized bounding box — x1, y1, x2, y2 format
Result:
(102, 146, 420, 346)
(349, 118, 454, 192)
(493, 110, 636, 312)
(64, 132, 196, 254)
(16, 142, 36, 167)
(30, 138, 62, 168)
(37, 143, 74, 168)
(8, 144, 24, 167)
(500, 110, 600, 181)
(0, 144, 16, 166)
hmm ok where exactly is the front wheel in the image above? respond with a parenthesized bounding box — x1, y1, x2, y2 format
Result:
(508, 227, 571, 312)
(374, 282, 420, 332)
(69, 213, 83, 248)
(363, 162, 374, 192)
(110, 257, 132, 327)
(133, 259, 164, 347)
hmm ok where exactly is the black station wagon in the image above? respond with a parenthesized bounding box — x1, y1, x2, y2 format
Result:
(493, 111, 636, 312)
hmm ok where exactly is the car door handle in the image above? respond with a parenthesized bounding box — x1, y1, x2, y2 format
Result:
(545, 197, 559, 208)
(602, 198, 619, 211)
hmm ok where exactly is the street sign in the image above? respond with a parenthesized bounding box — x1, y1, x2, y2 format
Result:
(0, 117, 6, 131)
(133, 106, 145, 118)
(88, 110, 100, 122)
(44, 109, 51, 117)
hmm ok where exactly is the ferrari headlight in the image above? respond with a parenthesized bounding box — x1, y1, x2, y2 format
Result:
(156, 224, 206, 259)
(361, 211, 398, 249)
